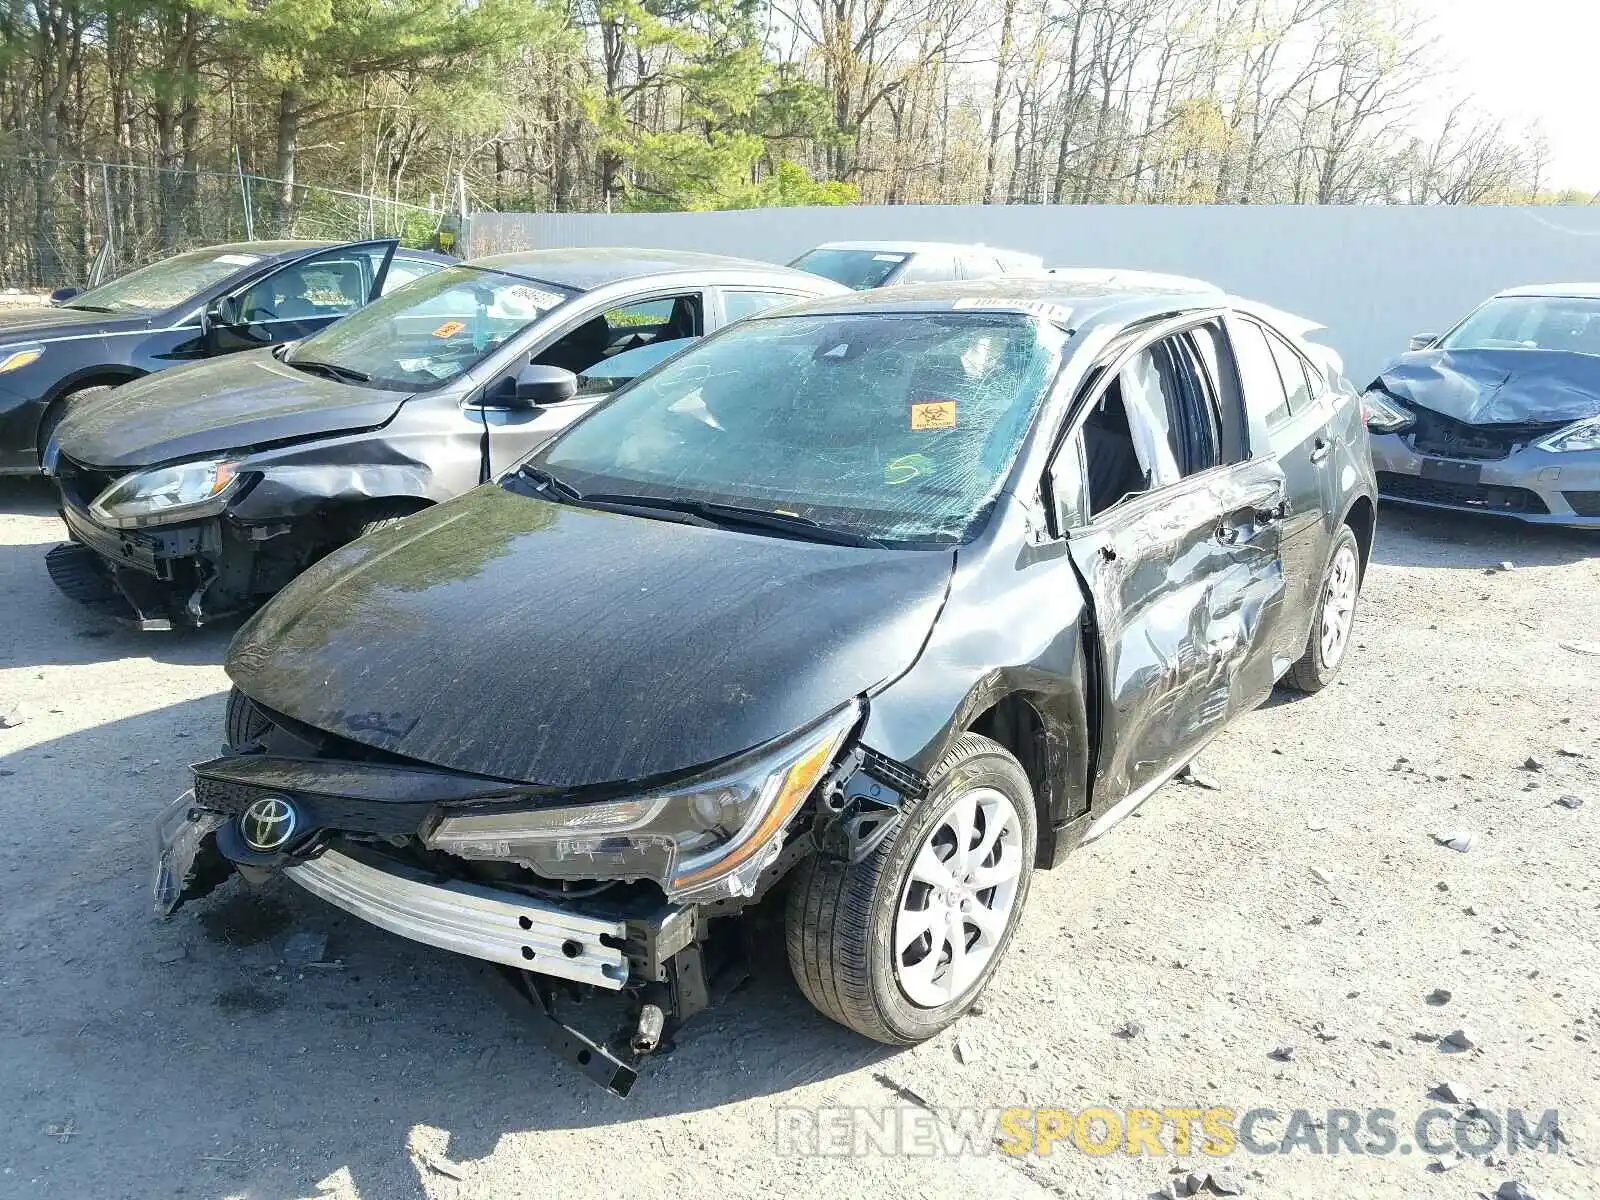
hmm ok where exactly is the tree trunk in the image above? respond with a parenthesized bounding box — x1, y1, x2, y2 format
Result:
(983, 0, 1017, 204)
(274, 87, 300, 232)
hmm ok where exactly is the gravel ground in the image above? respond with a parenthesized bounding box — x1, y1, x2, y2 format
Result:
(1, 474, 1596, 1200)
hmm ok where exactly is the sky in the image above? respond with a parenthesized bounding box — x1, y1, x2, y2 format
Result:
(1419, 0, 1600, 189)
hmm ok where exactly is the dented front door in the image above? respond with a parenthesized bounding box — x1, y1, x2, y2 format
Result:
(1068, 458, 1291, 806)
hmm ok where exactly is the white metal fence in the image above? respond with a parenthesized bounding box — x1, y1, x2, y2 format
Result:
(468, 205, 1600, 381)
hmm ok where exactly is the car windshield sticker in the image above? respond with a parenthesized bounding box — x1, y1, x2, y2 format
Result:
(911, 400, 957, 431)
(873, 253, 906, 262)
(953, 297, 1073, 325)
(432, 320, 466, 339)
(507, 285, 566, 309)
(213, 253, 261, 267)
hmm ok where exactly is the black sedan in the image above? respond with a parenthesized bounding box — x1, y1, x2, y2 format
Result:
(0, 238, 449, 475)
(1365, 283, 1600, 526)
(45, 249, 842, 628)
(155, 279, 1376, 1092)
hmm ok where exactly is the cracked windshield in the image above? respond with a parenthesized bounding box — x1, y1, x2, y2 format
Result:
(537, 311, 1065, 546)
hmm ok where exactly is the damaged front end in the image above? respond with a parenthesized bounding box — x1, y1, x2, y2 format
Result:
(153, 697, 926, 1095)
(48, 452, 382, 629)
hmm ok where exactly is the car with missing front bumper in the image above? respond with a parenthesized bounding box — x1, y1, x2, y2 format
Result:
(156, 278, 1376, 1092)
(1364, 283, 1600, 527)
(45, 248, 843, 628)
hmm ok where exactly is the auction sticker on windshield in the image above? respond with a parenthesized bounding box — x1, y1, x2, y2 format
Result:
(432, 320, 466, 338)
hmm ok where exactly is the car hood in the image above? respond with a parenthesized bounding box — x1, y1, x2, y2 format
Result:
(1375, 348, 1600, 425)
(226, 486, 954, 788)
(53, 350, 412, 469)
(0, 303, 146, 341)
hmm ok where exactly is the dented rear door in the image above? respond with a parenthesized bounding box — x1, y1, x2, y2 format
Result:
(1067, 458, 1290, 806)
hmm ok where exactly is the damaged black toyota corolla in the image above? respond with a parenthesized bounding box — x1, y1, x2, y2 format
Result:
(156, 280, 1377, 1094)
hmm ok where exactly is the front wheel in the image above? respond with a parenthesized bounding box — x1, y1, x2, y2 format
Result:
(785, 732, 1037, 1044)
(1283, 524, 1362, 693)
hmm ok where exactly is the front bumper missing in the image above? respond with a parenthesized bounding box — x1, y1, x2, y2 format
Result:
(283, 849, 630, 990)
(1369, 433, 1600, 527)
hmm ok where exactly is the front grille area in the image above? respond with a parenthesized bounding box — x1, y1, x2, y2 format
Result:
(1564, 491, 1600, 517)
(1404, 409, 1562, 461)
(1378, 472, 1550, 515)
(193, 773, 436, 837)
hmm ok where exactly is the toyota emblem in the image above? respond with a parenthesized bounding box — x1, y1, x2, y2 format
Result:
(239, 796, 298, 851)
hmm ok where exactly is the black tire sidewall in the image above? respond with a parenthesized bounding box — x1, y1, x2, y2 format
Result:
(860, 741, 1037, 1041)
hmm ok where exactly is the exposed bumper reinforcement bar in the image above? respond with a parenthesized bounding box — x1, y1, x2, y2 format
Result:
(284, 850, 630, 990)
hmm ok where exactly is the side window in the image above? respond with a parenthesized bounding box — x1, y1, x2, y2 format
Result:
(897, 253, 958, 284)
(381, 256, 445, 296)
(533, 292, 702, 377)
(1230, 320, 1292, 428)
(1076, 329, 1231, 518)
(1264, 329, 1313, 415)
(722, 290, 797, 323)
(236, 248, 369, 323)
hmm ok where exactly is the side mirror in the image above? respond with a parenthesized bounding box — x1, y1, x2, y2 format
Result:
(49, 286, 81, 304)
(1408, 333, 1437, 351)
(513, 363, 578, 408)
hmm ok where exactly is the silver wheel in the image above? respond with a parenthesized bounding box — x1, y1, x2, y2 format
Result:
(1319, 543, 1359, 667)
(893, 786, 1025, 1008)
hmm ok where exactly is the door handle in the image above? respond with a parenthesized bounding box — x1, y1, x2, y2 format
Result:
(1310, 437, 1332, 464)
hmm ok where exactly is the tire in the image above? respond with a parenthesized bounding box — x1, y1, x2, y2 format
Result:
(1283, 524, 1362, 694)
(224, 685, 272, 751)
(785, 732, 1037, 1044)
(37, 384, 114, 466)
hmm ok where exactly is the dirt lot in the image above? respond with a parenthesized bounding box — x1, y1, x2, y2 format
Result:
(0, 474, 1596, 1200)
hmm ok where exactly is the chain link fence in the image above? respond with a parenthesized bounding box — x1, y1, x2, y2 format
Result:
(0, 158, 461, 291)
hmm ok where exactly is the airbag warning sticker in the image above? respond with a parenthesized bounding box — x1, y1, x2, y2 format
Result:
(432, 320, 466, 338)
(910, 400, 956, 430)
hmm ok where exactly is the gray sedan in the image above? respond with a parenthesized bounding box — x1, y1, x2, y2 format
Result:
(1364, 283, 1600, 528)
(45, 248, 845, 627)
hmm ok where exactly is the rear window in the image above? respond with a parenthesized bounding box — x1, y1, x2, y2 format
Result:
(789, 249, 907, 291)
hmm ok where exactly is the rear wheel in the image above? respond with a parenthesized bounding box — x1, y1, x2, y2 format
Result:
(1284, 525, 1362, 693)
(785, 732, 1037, 1044)
(37, 384, 114, 466)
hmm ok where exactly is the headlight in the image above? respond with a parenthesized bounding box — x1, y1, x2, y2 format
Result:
(1361, 388, 1414, 433)
(426, 702, 860, 902)
(89, 458, 243, 527)
(0, 344, 44, 375)
(1534, 416, 1600, 453)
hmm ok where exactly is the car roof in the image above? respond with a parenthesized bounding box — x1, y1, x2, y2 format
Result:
(184, 239, 337, 258)
(753, 276, 1227, 327)
(464, 247, 825, 291)
(805, 241, 1041, 262)
(1495, 282, 1600, 299)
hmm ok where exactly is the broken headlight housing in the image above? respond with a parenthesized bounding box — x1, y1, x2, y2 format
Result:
(90, 458, 243, 528)
(1534, 416, 1600, 453)
(425, 702, 860, 902)
(1360, 388, 1414, 434)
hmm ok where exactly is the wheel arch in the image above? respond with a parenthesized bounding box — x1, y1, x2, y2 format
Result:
(1340, 493, 1376, 575)
(35, 366, 147, 445)
(961, 688, 1084, 870)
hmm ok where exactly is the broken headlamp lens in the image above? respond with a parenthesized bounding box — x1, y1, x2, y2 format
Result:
(425, 702, 860, 902)
(90, 458, 242, 527)
(1360, 388, 1414, 434)
(1534, 416, 1600, 453)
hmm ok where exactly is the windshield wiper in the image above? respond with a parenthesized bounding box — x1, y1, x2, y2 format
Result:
(286, 358, 371, 384)
(513, 464, 585, 502)
(581, 493, 888, 548)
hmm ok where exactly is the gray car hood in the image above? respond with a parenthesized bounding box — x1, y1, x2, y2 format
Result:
(226, 487, 954, 788)
(53, 349, 411, 469)
(1375, 348, 1600, 425)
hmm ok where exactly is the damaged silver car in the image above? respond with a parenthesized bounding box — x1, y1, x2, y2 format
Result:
(45, 248, 843, 628)
(1365, 283, 1600, 527)
(155, 279, 1377, 1094)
